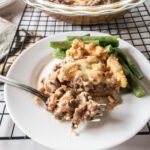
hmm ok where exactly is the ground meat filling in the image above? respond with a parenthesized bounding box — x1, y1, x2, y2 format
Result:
(48, 0, 122, 6)
(39, 39, 127, 130)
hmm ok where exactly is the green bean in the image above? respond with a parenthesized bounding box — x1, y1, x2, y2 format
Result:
(113, 48, 144, 80)
(118, 56, 145, 97)
(57, 48, 66, 52)
(120, 87, 132, 93)
(50, 41, 72, 49)
(118, 56, 130, 76)
(53, 48, 66, 59)
(67, 35, 119, 47)
(127, 75, 145, 97)
(83, 34, 90, 36)
(85, 40, 99, 46)
(104, 45, 113, 52)
(49, 40, 99, 49)
(105, 45, 118, 58)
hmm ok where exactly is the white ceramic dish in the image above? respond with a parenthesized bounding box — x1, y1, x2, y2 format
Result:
(4, 31, 150, 150)
(23, 0, 146, 24)
(0, 0, 16, 9)
(24, 0, 146, 14)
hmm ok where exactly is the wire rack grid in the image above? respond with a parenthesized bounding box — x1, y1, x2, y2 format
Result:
(0, 3, 150, 140)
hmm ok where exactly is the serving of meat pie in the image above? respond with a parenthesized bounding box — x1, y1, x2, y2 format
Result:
(48, 0, 122, 6)
(37, 39, 127, 132)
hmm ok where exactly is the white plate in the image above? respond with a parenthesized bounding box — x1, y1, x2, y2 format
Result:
(0, 0, 16, 9)
(4, 31, 150, 150)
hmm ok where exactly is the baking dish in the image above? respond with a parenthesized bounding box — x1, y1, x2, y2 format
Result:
(23, 0, 146, 24)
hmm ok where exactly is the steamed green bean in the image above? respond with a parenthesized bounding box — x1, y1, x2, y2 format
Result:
(67, 35, 119, 47)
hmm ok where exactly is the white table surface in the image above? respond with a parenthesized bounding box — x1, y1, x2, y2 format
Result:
(0, 0, 150, 150)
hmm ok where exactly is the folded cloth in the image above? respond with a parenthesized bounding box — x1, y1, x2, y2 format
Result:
(0, 17, 16, 61)
(0, 17, 43, 75)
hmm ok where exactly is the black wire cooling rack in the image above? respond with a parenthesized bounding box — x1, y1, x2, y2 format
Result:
(0, 3, 150, 140)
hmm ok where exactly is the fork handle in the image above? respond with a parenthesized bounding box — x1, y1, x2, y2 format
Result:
(0, 75, 48, 102)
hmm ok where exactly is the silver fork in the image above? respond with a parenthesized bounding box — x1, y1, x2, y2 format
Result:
(0, 75, 49, 103)
(0, 75, 105, 122)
